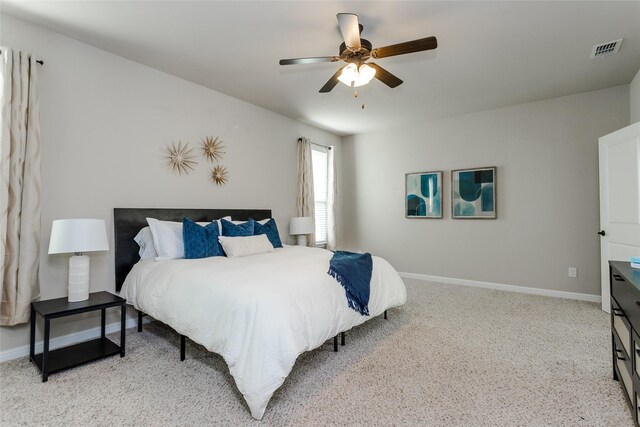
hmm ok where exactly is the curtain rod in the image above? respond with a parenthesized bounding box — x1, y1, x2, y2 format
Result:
(0, 49, 44, 65)
(299, 137, 332, 150)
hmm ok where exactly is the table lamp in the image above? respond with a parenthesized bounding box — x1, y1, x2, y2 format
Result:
(48, 219, 109, 302)
(290, 217, 314, 246)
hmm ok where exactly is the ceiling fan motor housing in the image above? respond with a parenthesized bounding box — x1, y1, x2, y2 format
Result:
(339, 39, 373, 63)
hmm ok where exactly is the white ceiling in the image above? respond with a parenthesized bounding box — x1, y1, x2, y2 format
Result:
(2, 1, 639, 136)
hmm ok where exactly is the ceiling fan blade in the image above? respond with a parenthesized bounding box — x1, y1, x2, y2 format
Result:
(368, 63, 403, 88)
(371, 36, 438, 59)
(319, 66, 346, 93)
(279, 56, 340, 66)
(337, 13, 361, 50)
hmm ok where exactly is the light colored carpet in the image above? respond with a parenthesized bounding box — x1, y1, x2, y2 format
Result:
(0, 280, 633, 426)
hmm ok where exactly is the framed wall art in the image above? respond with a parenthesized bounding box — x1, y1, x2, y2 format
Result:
(451, 166, 496, 219)
(405, 171, 443, 218)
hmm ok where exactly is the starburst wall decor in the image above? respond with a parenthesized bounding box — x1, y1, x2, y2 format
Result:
(211, 165, 229, 186)
(201, 136, 225, 162)
(163, 136, 229, 186)
(165, 141, 197, 175)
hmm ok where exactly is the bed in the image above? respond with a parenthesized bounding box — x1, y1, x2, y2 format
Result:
(114, 208, 407, 420)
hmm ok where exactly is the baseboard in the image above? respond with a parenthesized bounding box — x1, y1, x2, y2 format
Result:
(0, 316, 151, 363)
(399, 272, 601, 303)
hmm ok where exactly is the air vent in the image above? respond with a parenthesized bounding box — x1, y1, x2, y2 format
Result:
(590, 39, 622, 58)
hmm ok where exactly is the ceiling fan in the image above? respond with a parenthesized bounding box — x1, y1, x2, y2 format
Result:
(279, 13, 438, 93)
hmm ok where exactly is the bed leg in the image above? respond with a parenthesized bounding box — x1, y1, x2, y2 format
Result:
(384, 310, 388, 320)
(333, 336, 338, 352)
(137, 310, 143, 332)
(180, 335, 186, 361)
(341, 332, 345, 346)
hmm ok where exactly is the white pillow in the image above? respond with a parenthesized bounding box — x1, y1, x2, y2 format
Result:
(146, 216, 231, 260)
(146, 218, 184, 260)
(232, 218, 270, 225)
(218, 234, 274, 258)
(134, 226, 157, 260)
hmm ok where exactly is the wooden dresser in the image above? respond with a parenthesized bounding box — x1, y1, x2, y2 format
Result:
(611, 260, 640, 424)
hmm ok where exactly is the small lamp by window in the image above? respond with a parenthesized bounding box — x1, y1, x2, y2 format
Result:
(48, 219, 109, 302)
(290, 217, 314, 246)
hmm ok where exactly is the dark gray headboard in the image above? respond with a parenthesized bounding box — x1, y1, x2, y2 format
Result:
(113, 208, 272, 291)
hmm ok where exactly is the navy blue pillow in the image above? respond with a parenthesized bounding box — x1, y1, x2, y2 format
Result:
(182, 218, 223, 259)
(253, 218, 282, 248)
(220, 218, 255, 237)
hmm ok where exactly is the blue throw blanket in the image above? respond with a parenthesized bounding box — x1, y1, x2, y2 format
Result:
(328, 251, 372, 316)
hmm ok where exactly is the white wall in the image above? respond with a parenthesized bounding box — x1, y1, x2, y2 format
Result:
(341, 86, 629, 296)
(631, 67, 640, 124)
(0, 14, 341, 354)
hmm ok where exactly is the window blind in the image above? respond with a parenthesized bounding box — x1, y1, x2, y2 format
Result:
(311, 145, 328, 245)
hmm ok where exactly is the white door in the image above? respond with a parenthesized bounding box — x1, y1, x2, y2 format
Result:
(599, 121, 640, 313)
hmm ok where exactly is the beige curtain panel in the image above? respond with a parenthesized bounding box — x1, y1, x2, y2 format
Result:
(0, 47, 42, 326)
(296, 137, 315, 247)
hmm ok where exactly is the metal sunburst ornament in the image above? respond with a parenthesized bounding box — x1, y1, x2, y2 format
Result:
(211, 165, 229, 186)
(202, 136, 225, 162)
(165, 141, 197, 175)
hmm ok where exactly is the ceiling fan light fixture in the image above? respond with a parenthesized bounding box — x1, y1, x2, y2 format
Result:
(337, 63, 376, 88)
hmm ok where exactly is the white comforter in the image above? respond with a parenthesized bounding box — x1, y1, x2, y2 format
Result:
(120, 245, 406, 419)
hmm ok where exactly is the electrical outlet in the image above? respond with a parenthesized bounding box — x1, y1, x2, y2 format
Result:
(568, 267, 578, 278)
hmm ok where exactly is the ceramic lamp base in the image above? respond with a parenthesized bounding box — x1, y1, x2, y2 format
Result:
(68, 254, 90, 302)
(296, 235, 308, 246)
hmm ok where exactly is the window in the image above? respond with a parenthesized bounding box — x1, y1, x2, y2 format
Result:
(311, 144, 329, 246)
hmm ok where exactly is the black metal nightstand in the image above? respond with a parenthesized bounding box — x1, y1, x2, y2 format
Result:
(29, 291, 126, 382)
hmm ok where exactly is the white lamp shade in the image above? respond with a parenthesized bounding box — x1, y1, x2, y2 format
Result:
(358, 63, 376, 84)
(337, 63, 358, 86)
(48, 219, 109, 254)
(290, 217, 314, 235)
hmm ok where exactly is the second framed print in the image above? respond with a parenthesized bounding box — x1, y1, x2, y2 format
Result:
(451, 167, 496, 219)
